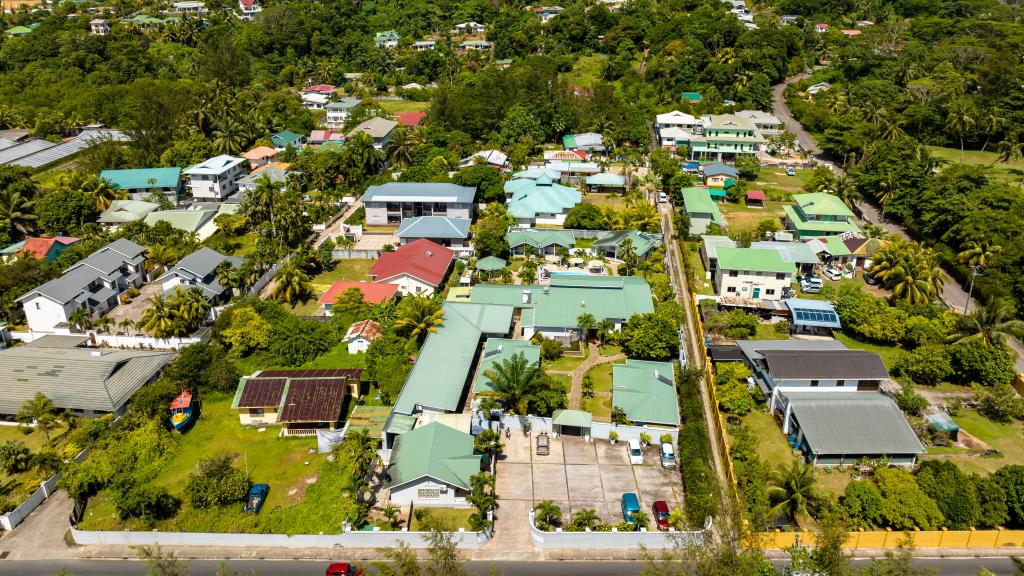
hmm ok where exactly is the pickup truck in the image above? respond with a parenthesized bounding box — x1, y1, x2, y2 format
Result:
(536, 432, 550, 456)
(242, 483, 269, 513)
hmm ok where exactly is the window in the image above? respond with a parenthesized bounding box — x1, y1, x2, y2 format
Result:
(836, 380, 845, 387)
(765, 289, 775, 295)
(250, 408, 264, 416)
(810, 380, 819, 387)
(35, 302, 40, 310)
(729, 270, 738, 277)
(776, 273, 786, 280)
(726, 286, 736, 293)
(417, 488, 441, 499)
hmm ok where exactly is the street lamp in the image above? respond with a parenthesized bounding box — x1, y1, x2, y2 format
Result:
(964, 265, 983, 315)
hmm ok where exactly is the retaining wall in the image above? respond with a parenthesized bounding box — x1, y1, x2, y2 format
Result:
(754, 528, 1024, 549)
(69, 526, 490, 548)
(528, 511, 704, 549)
(1, 449, 89, 531)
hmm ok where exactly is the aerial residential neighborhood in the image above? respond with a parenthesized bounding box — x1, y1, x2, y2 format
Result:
(0, 0, 1023, 573)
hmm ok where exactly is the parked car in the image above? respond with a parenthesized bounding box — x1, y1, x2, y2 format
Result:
(864, 271, 879, 285)
(800, 281, 822, 294)
(652, 500, 671, 530)
(536, 432, 550, 456)
(660, 443, 675, 469)
(786, 167, 797, 176)
(658, 192, 668, 203)
(326, 563, 363, 576)
(621, 492, 641, 524)
(242, 483, 269, 513)
(823, 267, 843, 281)
(627, 438, 644, 465)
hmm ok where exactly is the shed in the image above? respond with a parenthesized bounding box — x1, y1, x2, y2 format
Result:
(552, 409, 592, 437)
(925, 412, 960, 442)
(746, 189, 766, 208)
(786, 298, 841, 333)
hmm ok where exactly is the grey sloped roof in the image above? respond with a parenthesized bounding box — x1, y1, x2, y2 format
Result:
(362, 182, 477, 204)
(8, 130, 129, 169)
(735, 339, 847, 362)
(396, 216, 471, 239)
(761, 349, 889, 380)
(0, 344, 172, 414)
(19, 239, 146, 305)
(0, 139, 55, 165)
(785, 391, 924, 456)
(157, 247, 242, 299)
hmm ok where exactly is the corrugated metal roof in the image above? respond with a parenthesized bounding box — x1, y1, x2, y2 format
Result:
(474, 338, 540, 393)
(762, 349, 888, 380)
(612, 360, 678, 426)
(0, 139, 55, 165)
(785, 391, 924, 456)
(735, 339, 847, 361)
(385, 422, 478, 491)
(9, 130, 128, 169)
(396, 216, 470, 239)
(362, 182, 477, 204)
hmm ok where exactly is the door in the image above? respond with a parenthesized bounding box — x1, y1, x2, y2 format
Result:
(752, 287, 760, 298)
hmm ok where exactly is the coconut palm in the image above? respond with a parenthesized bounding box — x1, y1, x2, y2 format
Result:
(957, 239, 1001, 269)
(16, 392, 60, 442)
(68, 308, 93, 332)
(0, 188, 36, 237)
(342, 428, 378, 480)
(533, 500, 562, 529)
(271, 261, 312, 306)
(577, 312, 596, 340)
(82, 176, 124, 212)
(117, 317, 135, 336)
(215, 260, 238, 297)
(571, 508, 601, 530)
(384, 128, 414, 169)
(629, 510, 650, 531)
(830, 174, 860, 209)
(946, 298, 1024, 347)
(345, 132, 383, 176)
(870, 242, 943, 305)
(473, 429, 503, 459)
(768, 460, 818, 521)
(394, 296, 444, 341)
(171, 286, 210, 330)
(479, 351, 546, 415)
(995, 132, 1023, 166)
(946, 100, 975, 164)
(212, 117, 246, 155)
(980, 109, 1006, 152)
(139, 295, 178, 339)
(145, 244, 177, 273)
(94, 315, 115, 334)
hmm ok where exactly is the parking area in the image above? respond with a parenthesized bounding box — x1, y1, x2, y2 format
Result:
(496, 431, 683, 526)
(103, 281, 163, 327)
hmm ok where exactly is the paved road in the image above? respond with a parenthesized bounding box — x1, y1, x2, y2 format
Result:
(5, 557, 1023, 575)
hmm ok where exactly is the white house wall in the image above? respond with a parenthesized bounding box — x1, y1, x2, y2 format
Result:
(389, 479, 470, 507)
(381, 274, 437, 296)
(714, 269, 791, 300)
(22, 296, 73, 332)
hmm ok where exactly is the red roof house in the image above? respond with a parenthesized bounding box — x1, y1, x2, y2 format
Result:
(745, 189, 766, 208)
(394, 112, 426, 127)
(369, 239, 455, 295)
(319, 281, 399, 312)
(1, 236, 79, 264)
(302, 84, 336, 95)
(343, 320, 383, 353)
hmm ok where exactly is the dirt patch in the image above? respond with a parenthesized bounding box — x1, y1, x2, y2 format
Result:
(958, 430, 992, 451)
(287, 474, 319, 502)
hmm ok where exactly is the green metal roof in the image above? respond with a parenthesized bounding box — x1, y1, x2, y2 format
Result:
(271, 131, 303, 148)
(593, 230, 660, 257)
(708, 188, 727, 198)
(385, 413, 418, 435)
(562, 134, 577, 149)
(505, 229, 575, 250)
(791, 192, 855, 217)
(475, 256, 508, 271)
(470, 275, 654, 329)
(681, 188, 724, 224)
(100, 168, 181, 190)
(783, 204, 860, 235)
(143, 208, 216, 233)
(612, 360, 679, 426)
(505, 178, 581, 219)
(385, 422, 480, 491)
(681, 92, 703, 102)
(552, 409, 592, 428)
(393, 302, 515, 415)
(715, 247, 794, 274)
(819, 235, 853, 256)
(98, 200, 160, 224)
(585, 173, 626, 187)
(474, 339, 541, 393)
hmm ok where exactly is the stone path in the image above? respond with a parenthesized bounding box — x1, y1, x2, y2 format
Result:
(551, 342, 626, 410)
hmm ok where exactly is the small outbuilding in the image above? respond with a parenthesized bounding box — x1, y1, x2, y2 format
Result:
(745, 189, 766, 208)
(552, 409, 592, 437)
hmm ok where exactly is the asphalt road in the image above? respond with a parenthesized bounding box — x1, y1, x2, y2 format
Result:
(3, 558, 1023, 575)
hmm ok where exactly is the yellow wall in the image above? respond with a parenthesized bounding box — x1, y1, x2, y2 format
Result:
(754, 529, 1024, 549)
(238, 407, 279, 426)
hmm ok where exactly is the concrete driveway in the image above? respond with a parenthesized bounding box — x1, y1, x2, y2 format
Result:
(495, 431, 683, 529)
(103, 282, 163, 328)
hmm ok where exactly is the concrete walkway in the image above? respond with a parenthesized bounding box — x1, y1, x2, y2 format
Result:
(0, 490, 77, 560)
(553, 342, 625, 410)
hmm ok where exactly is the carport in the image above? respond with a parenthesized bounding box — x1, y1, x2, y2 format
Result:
(552, 409, 592, 437)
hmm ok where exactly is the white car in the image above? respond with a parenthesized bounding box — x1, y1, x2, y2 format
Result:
(627, 438, 644, 465)
(785, 167, 797, 176)
(823, 267, 843, 281)
(660, 443, 675, 469)
(658, 192, 668, 203)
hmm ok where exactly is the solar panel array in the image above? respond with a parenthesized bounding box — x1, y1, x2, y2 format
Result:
(793, 308, 839, 323)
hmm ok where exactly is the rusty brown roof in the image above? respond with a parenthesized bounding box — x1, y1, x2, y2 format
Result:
(279, 379, 349, 423)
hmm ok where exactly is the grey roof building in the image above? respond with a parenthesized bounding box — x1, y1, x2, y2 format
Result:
(0, 336, 171, 416)
(759, 349, 889, 381)
(157, 247, 242, 303)
(396, 216, 471, 248)
(779, 391, 925, 466)
(362, 183, 477, 225)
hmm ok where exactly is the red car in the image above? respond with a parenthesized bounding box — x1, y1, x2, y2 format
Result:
(326, 563, 362, 576)
(652, 500, 671, 531)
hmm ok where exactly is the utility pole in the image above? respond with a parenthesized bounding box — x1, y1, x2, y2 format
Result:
(964, 265, 983, 315)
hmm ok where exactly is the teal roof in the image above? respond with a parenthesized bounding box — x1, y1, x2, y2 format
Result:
(715, 247, 794, 274)
(681, 92, 703, 102)
(791, 192, 855, 217)
(505, 178, 581, 219)
(681, 188, 724, 224)
(470, 275, 654, 329)
(385, 422, 479, 491)
(513, 168, 561, 180)
(708, 188, 727, 198)
(271, 131, 303, 148)
(612, 360, 679, 426)
(396, 216, 470, 240)
(585, 173, 626, 187)
(474, 338, 541, 393)
(1, 240, 25, 255)
(100, 167, 181, 190)
(552, 409, 592, 428)
(6, 25, 34, 36)
(783, 204, 860, 236)
(505, 229, 575, 250)
(475, 256, 507, 271)
(593, 230, 660, 257)
(393, 302, 515, 415)
(562, 134, 577, 149)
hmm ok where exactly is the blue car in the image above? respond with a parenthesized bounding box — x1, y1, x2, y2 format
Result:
(621, 492, 640, 524)
(243, 483, 269, 513)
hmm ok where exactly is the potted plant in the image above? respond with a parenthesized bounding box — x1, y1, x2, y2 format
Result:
(609, 431, 619, 444)
(660, 433, 673, 445)
(639, 432, 652, 447)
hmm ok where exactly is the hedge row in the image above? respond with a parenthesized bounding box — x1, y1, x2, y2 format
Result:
(678, 367, 720, 527)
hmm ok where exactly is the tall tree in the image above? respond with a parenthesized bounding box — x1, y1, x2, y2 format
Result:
(769, 460, 817, 521)
(139, 295, 179, 339)
(271, 261, 312, 306)
(946, 298, 1024, 346)
(479, 351, 546, 415)
(16, 392, 60, 442)
(394, 296, 444, 341)
(957, 239, 1001, 269)
(946, 100, 975, 164)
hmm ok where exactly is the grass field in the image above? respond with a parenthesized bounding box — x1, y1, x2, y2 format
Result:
(203, 231, 261, 258)
(410, 507, 474, 531)
(919, 410, 1024, 476)
(78, 393, 359, 534)
(312, 260, 375, 285)
(833, 332, 904, 369)
(543, 346, 589, 371)
(584, 362, 618, 395)
(926, 146, 1024, 186)
(754, 323, 790, 340)
(376, 100, 431, 113)
(751, 169, 811, 196)
(0, 424, 70, 506)
(563, 54, 608, 88)
(734, 411, 794, 465)
(718, 202, 787, 235)
(582, 192, 627, 211)
(581, 395, 612, 422)
(683, 242, 715, 296)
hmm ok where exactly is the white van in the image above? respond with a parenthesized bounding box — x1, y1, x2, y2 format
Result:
(658, 192, 668, 203)
(660, 443, 676, 468)
(627, 438, 644, 465)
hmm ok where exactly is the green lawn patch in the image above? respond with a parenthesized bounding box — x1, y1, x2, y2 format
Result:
(816, 469, 853, 498)
(543, 346, 589, 371)
(751, 169, 811, 195)
(203, 231, 261, 258)
(575, 238, 595, 249)
(683, 242, 715, 296)
(285, 297, 323, 316)
(0, 423, 70, 506)
(581, 395, 612, 422)
(922, 410, 1024, 476)
(548, 373, 571, 389)
(300, 342, 367, 370)
(718, 201, 787, 235)
(833, 332, 904, 369)
(584, 362, 617, 395)
(563, 54, 608, 88)
(376, 100, 431, 114)
(599, 343, 622, 356)
(926, 146, 1024, 186)
(754, 323, 790, 340)
(582, 192, 627, 211)
(311, 260, 375, 287)
(733, 410, 795, 465)
(410, 507, 474, 531)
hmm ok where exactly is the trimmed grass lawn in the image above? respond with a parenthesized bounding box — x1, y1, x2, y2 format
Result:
(599, 343, 622, 356)
(584, 362, 619, 394)
(919, 410, 1024, 476)
(833, 332, 904, 369)
(544, 346, 589, 371)
(754, 323, 789, 340)
(564, 54, 608, 88)
(751, 169, 811, 195)
(926, 146, 1024, 186)
(733, 411, 795, 465)
(583, 192, 627, 211)
(284, 297, 322, 316)
(203, 231, 261, 258)
(376, 100, 431, 113)
(683, 242, 715, 296)
(79, 393, 359, 534)
(581, 395, 612, 422)
(300, 342, 367, 370)
(718, 201, 787, 235)
(0, 424, 70, 505)
(411, 507, 474, 531)
(311, 260, 375, 286)
(816, 470, 853, 498)
(549, 373, 572, 390)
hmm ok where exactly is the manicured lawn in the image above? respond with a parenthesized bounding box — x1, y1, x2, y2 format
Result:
(816, 469, 853, 498)
(575, 238, 595, 249)
(78, 393, 359, 534)
(203, 231, 261, 258)
(920, 410, 1024, 476)
(718, 201, 787, 235)
(543, 346, 589, 371)
(581, 395, 612, 422)
(563, 54, 608, 88)
(410, 507, 474, 531)
(311, 260, 375, 287)
(754, 323, 790, 340)
(926, 146, 1024, 186)
(284, 297, 323, 316)
(376, 100, 431, 113)
(751, 169, 811, 195)
(683, 242, 715, 296)
(833, 332, 904, 369)
(599, 343, 622, 356)
(548, 373, 572, 390)
(583, 192, 627, 211)
(733, 410, 795, 466)
(584, 362, 618, 394)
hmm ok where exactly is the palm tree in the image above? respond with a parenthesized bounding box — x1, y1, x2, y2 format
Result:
(577, 312, 596, 341)
(82, 176, 124, 211)
(619, 238, 639, 275)
(212, 117, 245, 155)
(596, 319, 615, 345)
(394, 296, 444, 341)
(0, 188, 36, 237)
(946, 100, 975, 164)
(384, 128, 414, 169)
(768, 460, 817, 521)
(480, 351, 546, 415)
(215, 260, 238, 297)
(533, 500, 562, 530)
(271, 261, 312, 306)
(946, 298, 1024, 347)
(170, 286, 210, 331)
(629, 510, 650, 531)
(68, 308, 92, 332)
(957, 239, 1001, 269)
(94, 315, 115, 334)
(980, 109, 1006, 152)
(571, 508, 601, 530)
(342, 428, 378, 480)
(830, 174, 860, 210)
(139, 294, 178, 339)
(145, 244, 177, 273)
(878, 110, 905, 142)
(870, 242, 943, 305)
(117, 317, 135, 336)
(16, 392, 60, 442)
(473, 429, 503, 459)
(995, 132, 1023, 166)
